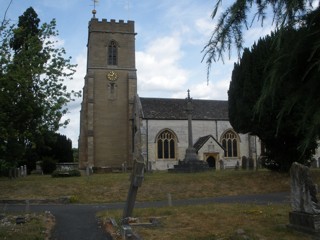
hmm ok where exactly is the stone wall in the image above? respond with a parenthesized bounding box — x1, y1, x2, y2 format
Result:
(141, 119, 259, 171)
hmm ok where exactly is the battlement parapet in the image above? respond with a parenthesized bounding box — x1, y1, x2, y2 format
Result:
(89, 18, 135, 33)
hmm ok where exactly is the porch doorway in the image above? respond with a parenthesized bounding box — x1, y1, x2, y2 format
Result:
(204, 152, 220, 170)
(206, 156, 216, 168)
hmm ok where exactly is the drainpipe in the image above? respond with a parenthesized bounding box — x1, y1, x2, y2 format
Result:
(146, 119, 149, 171)
(215, 120, 218, 140)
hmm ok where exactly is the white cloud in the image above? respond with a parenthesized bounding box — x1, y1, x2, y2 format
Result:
(244, 20, 275, 47)
(171, 78, 229, 100)
(137, 35, 189, 96)
(195, 17, 214, 38)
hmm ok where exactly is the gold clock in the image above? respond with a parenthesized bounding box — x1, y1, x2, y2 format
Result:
(107, 71, 118, 81)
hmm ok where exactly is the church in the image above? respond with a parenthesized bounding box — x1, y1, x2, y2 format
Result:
(78, 15, 281, 171)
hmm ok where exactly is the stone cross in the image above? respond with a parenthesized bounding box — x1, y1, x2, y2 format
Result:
(122, 158, 144, 220)
(123, 101, 145, 219)
(184, 89, 199, 162)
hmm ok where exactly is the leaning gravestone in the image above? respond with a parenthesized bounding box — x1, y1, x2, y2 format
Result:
(288, 162, 320, 234)
(122, 158, 144, 220)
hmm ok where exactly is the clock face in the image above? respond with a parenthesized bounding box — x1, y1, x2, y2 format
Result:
(107, 71, 118, 81)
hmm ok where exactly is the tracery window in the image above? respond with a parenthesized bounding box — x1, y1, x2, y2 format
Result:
(108, 40, 117, 65)
(221, 130, 239, 157)
(157, 130, 176, 159)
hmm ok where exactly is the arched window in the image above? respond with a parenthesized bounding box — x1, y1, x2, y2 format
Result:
(157, 130, 176, 160)
(221, 130, 239, 157)
(108, 40, 117, 65)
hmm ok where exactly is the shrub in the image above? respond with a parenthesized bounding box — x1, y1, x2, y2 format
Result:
(0, 159, 10, 177)
(41, 157, 57, 174)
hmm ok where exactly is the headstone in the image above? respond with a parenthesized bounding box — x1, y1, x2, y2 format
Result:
(31, 161, 43, 175)
(235, 161, 240, 170)
(122, 161, 127, 173)
(288, 162, 320, 234)
(219, 159, 224, 170)
(86, 165, 91, 176)
(248, 157, 254, 170)
(311, 158, 317, 168)
(23, 165, 27, 176)
(9, 168, 14, 179)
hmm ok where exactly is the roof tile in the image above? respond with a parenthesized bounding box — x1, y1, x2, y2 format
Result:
(140, 97, 229, 120)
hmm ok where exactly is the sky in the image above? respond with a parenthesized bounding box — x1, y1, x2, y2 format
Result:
(2, 0, 276, 147)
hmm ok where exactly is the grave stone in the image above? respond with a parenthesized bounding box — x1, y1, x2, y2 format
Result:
(219, 159, 224, 170)
(9, 168, 14, 179)
(241, 156, 248, 170)
(122, 161, 127, 173)
(32, 161, 43, 175)
(20, 166, 24, 177)
(235, 161, 240, 170)
(86, 165, 93, 176)
(23, 165, 27, 176)
(248, 157, 254, 170)
(288, 162, 320, 234)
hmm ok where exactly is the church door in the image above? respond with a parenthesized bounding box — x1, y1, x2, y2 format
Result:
(206, 156, 216, 169)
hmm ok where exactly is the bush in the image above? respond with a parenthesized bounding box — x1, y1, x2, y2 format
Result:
(41, 157, 57, 174)
(0, 159, 10, 177)
(52, 169, 81, 178)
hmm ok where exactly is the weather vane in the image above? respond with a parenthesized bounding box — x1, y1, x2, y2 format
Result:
(91, 0, 99, 18)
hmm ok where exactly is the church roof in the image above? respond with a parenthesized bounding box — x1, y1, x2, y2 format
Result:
(193, 134, 225, 152)
(139, 97, 228, 120)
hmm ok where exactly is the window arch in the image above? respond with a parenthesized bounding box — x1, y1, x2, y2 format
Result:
(221, 130, 239, 158)
(108, 40, 118, 65)
(156, 129, 177, 160)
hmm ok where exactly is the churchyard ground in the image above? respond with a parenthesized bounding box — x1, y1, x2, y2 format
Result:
(98, 203, 313, 240)
(1, 169, 320, 239)
(0, 170, 295, 203)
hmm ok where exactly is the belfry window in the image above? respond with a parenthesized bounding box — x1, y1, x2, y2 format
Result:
(157, 130, 176, 159)
(221, 130, 239, 157)
(108, 40, 117, 65)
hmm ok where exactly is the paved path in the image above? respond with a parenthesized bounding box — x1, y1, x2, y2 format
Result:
(0, 192, 290, 240)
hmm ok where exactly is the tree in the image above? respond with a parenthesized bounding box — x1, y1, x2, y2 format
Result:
(23, 131, 73, 173)
(204, 1, 320, 170)
(229, 30, 317, 171)
(203, 0, 316, 67)
(0, 7, 79, 167)
(52, 134, 73, 163)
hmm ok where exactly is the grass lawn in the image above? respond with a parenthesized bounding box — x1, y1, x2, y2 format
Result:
(98, 203, 314, 240)
(0, 212, 54, 240)
(1, 169, 320, 239)
(0, 169, 298, 203)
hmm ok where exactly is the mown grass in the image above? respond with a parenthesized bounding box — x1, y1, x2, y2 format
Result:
(98, 203, 314, 240)
(0, 169, 301, 203)
(0, 212, 52, 240)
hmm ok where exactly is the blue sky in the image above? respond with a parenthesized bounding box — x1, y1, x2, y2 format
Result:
(2, 0, 276, 147)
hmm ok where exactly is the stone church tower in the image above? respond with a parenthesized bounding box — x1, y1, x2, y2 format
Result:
(78, 16, 137, 170)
